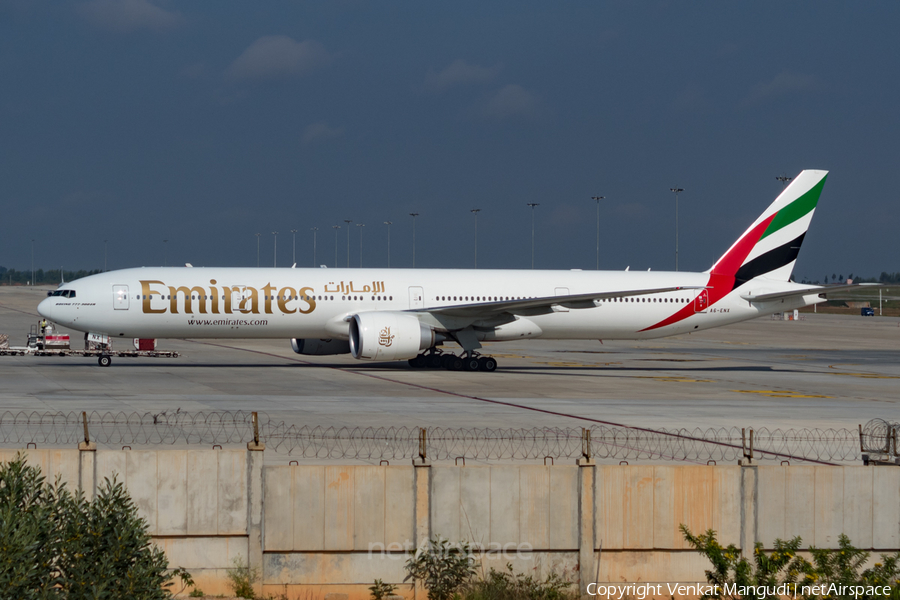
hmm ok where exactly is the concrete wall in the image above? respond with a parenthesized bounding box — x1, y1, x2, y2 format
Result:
(2, 449, 899, 599)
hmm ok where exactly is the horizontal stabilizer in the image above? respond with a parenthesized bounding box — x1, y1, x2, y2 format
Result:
(740, 283, 882, 303)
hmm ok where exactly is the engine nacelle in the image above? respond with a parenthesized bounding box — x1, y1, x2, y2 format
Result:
(291, 338, 351, 356)
(349, 312, 434, 361)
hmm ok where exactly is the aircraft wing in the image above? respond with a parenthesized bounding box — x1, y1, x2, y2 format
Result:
(411, 286, 705, 319)
(740, 283, 882, 303)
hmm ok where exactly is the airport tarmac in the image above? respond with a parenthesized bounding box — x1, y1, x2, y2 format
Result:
(1, 285, 898, 435)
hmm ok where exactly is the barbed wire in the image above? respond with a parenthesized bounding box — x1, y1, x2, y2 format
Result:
(0, 410, 893, 465)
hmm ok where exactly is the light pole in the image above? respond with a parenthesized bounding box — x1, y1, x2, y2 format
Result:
(591, 196, 604, 270)
(776, 174, 792, 188)
(272, 231, 278, 267)
(343, 220, 352, 268)
(384, 221, 392, 267)
(409, 213, 419, 267)
(255, 233, 261, 267)
(356, 223, 365, 267)
(526, 203, 539, 269)
(332, 226, 340, 268)
(311, 227, 318, 267)
(163, 239, 168, 267)
(471, 209, 481, 268)
(104, 239, 108, 272)
(31, 239, 35, 285)
(670, 188, 684, 271)
(290, 229, 297, 265)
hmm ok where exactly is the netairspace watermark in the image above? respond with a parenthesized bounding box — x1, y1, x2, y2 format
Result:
(586, 583, 895, 599)
(368, 539, 534, 560)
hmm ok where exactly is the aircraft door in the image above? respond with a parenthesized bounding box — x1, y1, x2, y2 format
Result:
(232, 286, 250, 313)
(408, 287, 424, 309)
(554, 287, 570, 312)
(113, 285, 129, 310)
(693, 289, 709, 313)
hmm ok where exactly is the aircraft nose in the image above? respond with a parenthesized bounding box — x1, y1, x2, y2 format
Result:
(37, 296, 57, 321)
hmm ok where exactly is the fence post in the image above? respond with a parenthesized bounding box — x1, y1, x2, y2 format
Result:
(413, 437, 431, 600)
(749, 429, 754, 463)
(247, 418, 265, 599)
(581, 428, 592, 461)
(741, 428, 753, 464)
(78, 411, 96, 451)
(892, 425, 900, 456)
(577, 432, 596, 597)
(740, 463, 758, 559)
(78, 411, 96, 501)
(417, 427, 427, 463)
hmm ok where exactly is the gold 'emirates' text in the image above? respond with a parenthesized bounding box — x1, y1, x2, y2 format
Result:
(140, 280, 316, 315)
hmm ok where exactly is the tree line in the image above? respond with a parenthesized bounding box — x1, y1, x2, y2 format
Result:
(798, 272, 900, 285)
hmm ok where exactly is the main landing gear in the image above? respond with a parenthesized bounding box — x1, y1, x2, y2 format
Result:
(408, 350, 497, 372)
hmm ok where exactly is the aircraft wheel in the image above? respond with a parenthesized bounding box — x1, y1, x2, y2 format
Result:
(409, 354, 427, 368)
(98, 355, 112, 367)
(427, 353, 444, 369)
(478, 356, 497, 372)
(443, 355, 463, 370)
(463, 357, 480, 371)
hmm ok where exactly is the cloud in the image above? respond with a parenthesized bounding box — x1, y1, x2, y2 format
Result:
(424, 59, 500, 93)
(743, 71, 818, 106)
(302, 121, 344, 145)
(481, 84, 540, 119)
(76, 0, 183, 33)
(226, 36, 331, 82)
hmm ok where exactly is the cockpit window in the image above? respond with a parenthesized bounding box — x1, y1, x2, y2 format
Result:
(49, 290, 76, 298)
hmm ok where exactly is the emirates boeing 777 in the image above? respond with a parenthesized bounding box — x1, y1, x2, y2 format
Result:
(37, 170, 865, 371)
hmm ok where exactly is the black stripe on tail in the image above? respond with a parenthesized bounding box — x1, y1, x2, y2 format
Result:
(733, 233, 805, 289)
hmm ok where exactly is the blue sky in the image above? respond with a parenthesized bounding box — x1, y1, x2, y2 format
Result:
(1, 1, 897, 281)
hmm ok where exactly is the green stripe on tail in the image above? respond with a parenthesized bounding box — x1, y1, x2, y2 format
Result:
(760, 174, 827, 240)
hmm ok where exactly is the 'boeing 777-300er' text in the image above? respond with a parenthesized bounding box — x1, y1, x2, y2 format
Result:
(38, 170, 869, 371)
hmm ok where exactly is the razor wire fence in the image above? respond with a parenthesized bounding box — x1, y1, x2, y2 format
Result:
(0, 410, 895, 465)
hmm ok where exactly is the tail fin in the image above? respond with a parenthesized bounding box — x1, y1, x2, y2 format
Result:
(709, 169, 827, 285)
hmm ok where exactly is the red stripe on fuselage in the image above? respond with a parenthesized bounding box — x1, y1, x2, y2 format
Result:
(640, 214, 775, 332)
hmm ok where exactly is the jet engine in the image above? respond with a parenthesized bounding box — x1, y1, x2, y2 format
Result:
(291, 338, 351, 356)
(349, 313, 434, 361)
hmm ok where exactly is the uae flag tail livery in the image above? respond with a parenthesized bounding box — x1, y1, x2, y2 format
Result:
(642, 169, 828, 332)
(710, 169, 826, 288)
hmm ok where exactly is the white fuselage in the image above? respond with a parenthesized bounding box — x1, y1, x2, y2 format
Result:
(37, 267, 817, 343)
